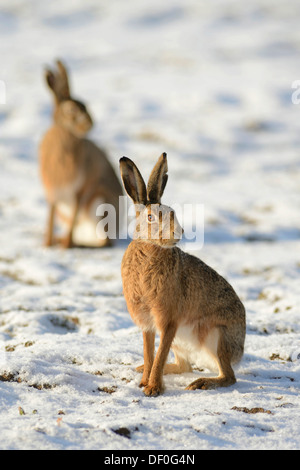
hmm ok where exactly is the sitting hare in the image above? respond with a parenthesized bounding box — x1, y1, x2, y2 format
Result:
(120, 153, 246, 396)
(39, 59, 123, 248)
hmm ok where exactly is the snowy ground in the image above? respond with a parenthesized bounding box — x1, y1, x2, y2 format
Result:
(1, 0, 300, 450)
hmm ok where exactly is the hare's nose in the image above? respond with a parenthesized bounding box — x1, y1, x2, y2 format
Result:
(174, 227, 184, 239)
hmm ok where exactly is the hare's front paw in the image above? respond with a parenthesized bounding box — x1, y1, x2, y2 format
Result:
(143, 382, 164, 397)
(60, 236, 74, 249)
(136, 364, 144, 373)
(139, 376, 149, 388)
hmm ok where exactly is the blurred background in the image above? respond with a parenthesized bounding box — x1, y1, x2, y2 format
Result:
(0, 0, 300, 247)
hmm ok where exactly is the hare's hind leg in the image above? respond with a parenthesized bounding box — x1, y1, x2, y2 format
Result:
(164, 347, 192, 375)
(137, 348, 192, 375)
(185, 327, 236, 390)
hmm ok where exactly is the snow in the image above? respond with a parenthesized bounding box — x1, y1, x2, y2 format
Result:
(1, 0, 300, 450)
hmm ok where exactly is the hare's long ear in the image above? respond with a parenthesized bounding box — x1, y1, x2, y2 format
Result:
(147, 152, 168, 204)
(45, 59, 71, 104)
(119, 157, 147, 205)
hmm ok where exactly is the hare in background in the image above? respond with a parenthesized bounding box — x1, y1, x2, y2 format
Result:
(39, 59, 123, 248)
(120, 153, 246, 396)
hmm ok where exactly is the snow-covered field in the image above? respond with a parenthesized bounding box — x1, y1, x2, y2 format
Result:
(1, 0, 300, 450)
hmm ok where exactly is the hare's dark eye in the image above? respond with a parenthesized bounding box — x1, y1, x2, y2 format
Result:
(147, 214, 154, 222)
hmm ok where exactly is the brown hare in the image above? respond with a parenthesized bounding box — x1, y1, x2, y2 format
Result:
(120, 153, 246, 396)
(39, 59, 123, 248)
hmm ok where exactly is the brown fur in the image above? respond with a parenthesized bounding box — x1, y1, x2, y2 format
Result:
(120, 154, 246, 396)
(39, 60, 123, 248)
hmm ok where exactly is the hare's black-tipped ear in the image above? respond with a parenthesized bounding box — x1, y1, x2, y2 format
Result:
(119, 157, 147, 205)
(44, 59, 71, 103)
(45, 69, 55, 91)
(56, 60, 70, 97)
(147, 152, 168, 204)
